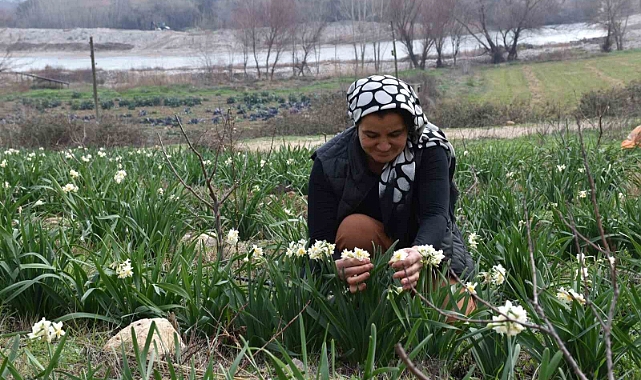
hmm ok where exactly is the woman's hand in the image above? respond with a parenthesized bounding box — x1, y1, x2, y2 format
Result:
(336, 258, 374, 293)
(389, 247, 423, 290)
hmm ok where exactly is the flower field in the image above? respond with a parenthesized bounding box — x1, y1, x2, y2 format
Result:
(0, 131, 640, 379)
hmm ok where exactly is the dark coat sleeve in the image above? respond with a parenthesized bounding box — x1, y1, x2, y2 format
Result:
(411, 147, 450, 249)
(307, 159, 339, 245)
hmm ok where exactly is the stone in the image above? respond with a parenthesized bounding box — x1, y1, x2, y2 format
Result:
(103, 318, 184, 358)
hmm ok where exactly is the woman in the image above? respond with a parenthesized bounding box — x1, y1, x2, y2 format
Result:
(307, 74, 474, 300)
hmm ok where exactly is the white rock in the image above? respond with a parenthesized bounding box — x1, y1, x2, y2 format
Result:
(103, 318, 184, 358)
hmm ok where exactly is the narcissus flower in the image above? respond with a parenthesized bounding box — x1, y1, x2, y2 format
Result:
(479, 264, 507, 286)
(157, 188, 164, 196)
(464, 282, 477, 295)
(342, 247, 370, 261)
(578, 190, 588, 199)
(556, 164, 566, 172)
(307, 240, 335, 260)
(0, 159, 6, 168)
(69, 169, 80, 178)
(114, 170, 127, 184)
(62, 183, 79, 193)
(468, 233, 479, 250)
(416, 245, 445, 266)
(389, 249, 408, 263)
(489, 300, 528, 336)
(286, 239, 307, 258)
(116, 259, 134, 278)
(28, 318, 65, 343)
(226, 228, 239, 245)
(98, 151, 107, 158)
(556, 287, 586, 306)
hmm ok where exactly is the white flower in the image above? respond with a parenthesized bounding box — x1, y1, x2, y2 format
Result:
(556, 287, 573, 305)
(203, 159, 212, 166)
(480, 264, 507, 285)
(283, 208, 293, 216)
(3, 181, 9, 189)
(34, 200, 45, 206)
(578, 167, 585, 173)
(50, 321, 65, 340)
(463, 150, 469, 156)
(69, 169, 80, 178)
(251, 244, 264, 259)
(556, 287, 586, 306)
(549, 202, 558, 209)
(224, 157, 233, 166)
(146, 153, 152, 158)
(307, 240, 335, 260)
(353, 248, 370, 261)
(114, 170, 127, 184)
(168, 194, 179, 201)
(116, 259, 133, 278)
(286, 158, 294, 165)
(618, 192, 624, 201)
(62, 183, 79, 193)
(28, 317, 52, 342)
(575, 267, 590, 283)
(556, 164, 566, 173)
(64, 151, 74, 159)
(491, 264, 506, 285)
(0, 159, 6, 168)
(578, 190, 588, 199)
(259, 159, 266, 167)
(608, 256, 615, 266)
(226, 228, 239, 245)
(506, 171, 515, 179)
(518, 220, 526, 228)
(416, 244, 445, 266)
(81, 154, 92, 162)
(468, 233, 479, 250)
(98, 151, 107, 158)
(464, 282, 477, 295)
(390, 249, 408, 263)
(157, 188, 164, 196)
(490, 300, 528, 336)
(286, 239, 307, 258)
(568, 288, 586, 305)
(252, 185, 261, 193)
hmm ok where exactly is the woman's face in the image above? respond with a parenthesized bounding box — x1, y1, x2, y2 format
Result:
(357, 112, 408, 165)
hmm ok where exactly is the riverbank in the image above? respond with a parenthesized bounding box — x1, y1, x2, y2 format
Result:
(2, 15, 641, 74)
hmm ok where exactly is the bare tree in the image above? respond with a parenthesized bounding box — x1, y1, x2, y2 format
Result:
(233, 0, 263, 79)
(292, 1, 327, 76)
(495, 0, 561, 61)
(390, 0, 423, 69)
(263, 0, 298, 80)
(339, 0, 372, 75)
(367, 0, 390, 72)
(592, 0, 634, 51)
(0, 30, 15, 74)
(423, 0, 458, 68)
(457, 0, 505, 64)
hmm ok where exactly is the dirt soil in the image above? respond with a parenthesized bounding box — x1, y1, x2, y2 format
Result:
(238, 121, 608, 152)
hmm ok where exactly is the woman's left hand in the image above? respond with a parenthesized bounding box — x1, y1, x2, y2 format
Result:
(389, 247, 423, 290)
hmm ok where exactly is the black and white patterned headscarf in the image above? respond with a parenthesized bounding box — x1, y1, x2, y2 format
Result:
(347, 74, 455, 216)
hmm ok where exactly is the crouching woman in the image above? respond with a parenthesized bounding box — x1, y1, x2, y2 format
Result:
(307, 74, 475, 314)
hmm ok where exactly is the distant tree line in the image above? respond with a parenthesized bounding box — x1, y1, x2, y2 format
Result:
(0, 0, 637, 75)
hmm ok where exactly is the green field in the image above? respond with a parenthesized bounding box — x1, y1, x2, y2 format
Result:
(1, 131, 640, 378)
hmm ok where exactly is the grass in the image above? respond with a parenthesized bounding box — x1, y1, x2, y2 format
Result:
(1, 126, 640, 378)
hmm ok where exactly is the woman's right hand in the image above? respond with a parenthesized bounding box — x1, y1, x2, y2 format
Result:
(335, 258, 374, 293)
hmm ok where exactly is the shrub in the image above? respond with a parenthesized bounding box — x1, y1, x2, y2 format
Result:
(71, 91, 82, 99)
(0, 114, 145, 148)
(101, 100, 115, 110)
(227, 97, 236, 104)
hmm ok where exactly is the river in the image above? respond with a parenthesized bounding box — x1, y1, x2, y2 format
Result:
(10, 22, 605, 72)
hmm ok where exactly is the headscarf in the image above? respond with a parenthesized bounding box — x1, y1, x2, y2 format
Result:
(346, 74, 456, 228)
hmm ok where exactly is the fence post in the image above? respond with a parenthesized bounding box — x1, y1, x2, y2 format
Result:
(90, 37, 100, 122)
